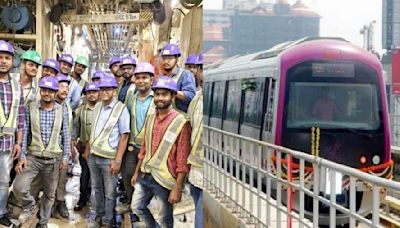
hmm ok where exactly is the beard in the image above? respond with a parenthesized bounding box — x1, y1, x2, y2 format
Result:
(155, 100, 172, 109)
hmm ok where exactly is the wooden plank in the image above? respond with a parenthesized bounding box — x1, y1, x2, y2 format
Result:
(61, 13, 148, 25)
(385, 196, 400, 211)
(36, 0, 43, 56)
(0, 33, 36, 41)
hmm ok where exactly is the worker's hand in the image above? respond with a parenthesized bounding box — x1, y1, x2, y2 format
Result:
(71, 146, 78, 160)
(168, 185, 182, 204)
(15, 159, 27, 174)
(131, 172, 139, 187)
(110, 160, 121, 175)
(59, 160, 68, 170)
(12, 144, 21, 160)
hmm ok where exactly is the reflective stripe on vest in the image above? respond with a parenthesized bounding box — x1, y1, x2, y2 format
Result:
(25, 78, 39, 106)
(187, 92, 203, 167)
(65, 102, 73, 133)
(171, 68, 185, 114)
(0, 76, 21, 136)
(90, 101, 125, 159)
(124, 84, 136, 104)
(79, 104, 94, 144)
(141, 113, 188, 190)
(78, 78, 86, 90)
(128, 95, 155, 146)
(28, 102, 63, 157)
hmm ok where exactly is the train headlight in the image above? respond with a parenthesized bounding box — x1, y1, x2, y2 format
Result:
(372, 155, 380, 165)
(359, 156, 367, 164)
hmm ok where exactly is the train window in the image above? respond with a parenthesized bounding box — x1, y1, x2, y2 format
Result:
(225, 80, 241, 122)
(286, 82, 380, 130)
(211, 81, 226, 118)
(242, 78, 265, 127)
(204, 82, 212, 117)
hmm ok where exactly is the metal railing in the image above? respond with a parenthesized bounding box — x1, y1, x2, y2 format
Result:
(204, 125, 400, 228)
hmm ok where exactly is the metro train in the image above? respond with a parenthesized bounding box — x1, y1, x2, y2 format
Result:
(203, 37, 393, 225)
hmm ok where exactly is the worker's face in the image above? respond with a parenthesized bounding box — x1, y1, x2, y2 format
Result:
(23, 60, 39, 78)
(111, 63, 120, 77)
(121, 65, 135, 79)
(100, 87, 114, 103)
(135, 73, 153, 93)
(74, 63, 86, 75)
(0, 52, 13, 74)
(86, 90, 99, 103)
(40, 88, 56, 103)
(59, 61, 72, 75)
(56, 82, 69, 101)
(42, 67, 57, 77)
(162, 55, 178, 71)
(154, 89, 174, 109)
(185, 64, 198, 77)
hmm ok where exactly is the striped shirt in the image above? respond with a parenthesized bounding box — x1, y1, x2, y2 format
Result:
(0, 78, 25, 153)
(21, 102, 71, 160)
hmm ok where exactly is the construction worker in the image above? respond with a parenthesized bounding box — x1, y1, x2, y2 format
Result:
(130, 76, 191, 228)
(42, 59, 59, 77)
(84, 76, 130, 228)
(160, 43, 196, 113)
(115, 62, 155, 215)
(72, 82, 100, 211)
(109, 56, 123, 93)
(118, 56, 136, 104)
(150, 41, 167, 77)
(52, 73, 73, 219)
(70, 56, 89, 104)
(58, 54, 80, 110)
(13, 76, 70, 227)
(0, 40, 24, 227)
(187, 54, 203, 228)
(185, 54, 202, 90)
(19, 50, 42, 105)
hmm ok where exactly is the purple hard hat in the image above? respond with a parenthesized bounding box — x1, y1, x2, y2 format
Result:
(120, 56, 136, 67)
(39, 76, 59, 91)
(98, 75, 118, 88)
(161, 44, 181, 57)
(185, 54, 198, 65)
(56, 74, 71, 84)
(197, 53, 203, 65)
(85, 82, 100, 92)
(109, 56, 121, 68)
(58, 54, 74, 65)
(0, 40, 14, 55)
(43, 59, 60, 72)
(152, 76, 177, 93)
(92, 71, 104, 80)
(134, 62, 155, 76)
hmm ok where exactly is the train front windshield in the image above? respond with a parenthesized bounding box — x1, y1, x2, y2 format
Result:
(287, 82, 380, 130)
(282, 61, 385, 168)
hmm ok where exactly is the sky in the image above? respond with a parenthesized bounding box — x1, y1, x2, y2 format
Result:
(204, 0, 384, 54)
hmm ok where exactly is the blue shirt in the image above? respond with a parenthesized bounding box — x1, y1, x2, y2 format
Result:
(67, 76, 86, 110)
(173, 67, 196, 113)
(92, 99, 130, 149)
(127, 91, 154, 133)
(22, 102, 71, 161)
(118, 80, 133, 103)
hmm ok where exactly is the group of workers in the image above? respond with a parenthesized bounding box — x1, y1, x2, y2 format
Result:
(0, 39, 204, 228)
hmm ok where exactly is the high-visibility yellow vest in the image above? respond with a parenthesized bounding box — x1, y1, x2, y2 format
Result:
(141, 112, 188, 190)
(90, 101, 125, 159)
(124, 84, 136, 104)
(128, 94, 155, 147)
(78, 104, 94, 144)
(28, 101, 63, 157)
(65, 102, 73, 134)
(187, 91, 203, 168)
(171, 68, 185, 114)
(0, 76, 21, 136)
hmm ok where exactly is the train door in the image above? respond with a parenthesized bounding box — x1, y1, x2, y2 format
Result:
(238, 77, 268, 165)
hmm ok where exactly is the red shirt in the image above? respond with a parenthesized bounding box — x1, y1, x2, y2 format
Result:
(138, 108, 191, 178)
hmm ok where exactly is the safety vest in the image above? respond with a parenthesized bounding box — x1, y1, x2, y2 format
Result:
(187, 91, 203, 168)
(128, 94, 155, 146)
(78, 104, 94, 144)
(171, 68, 185, 114)
(124, 84, 136, 104)
(141, 112, 188, 190)
(0, 76, 21, 136)
(28, 101, 63, 158)
(90, 101, 125, 159)
(65, 102, 73, 133)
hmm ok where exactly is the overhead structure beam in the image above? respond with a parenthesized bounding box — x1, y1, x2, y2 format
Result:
(0, 33, 36, 41)
(61, 13, 150, 25)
